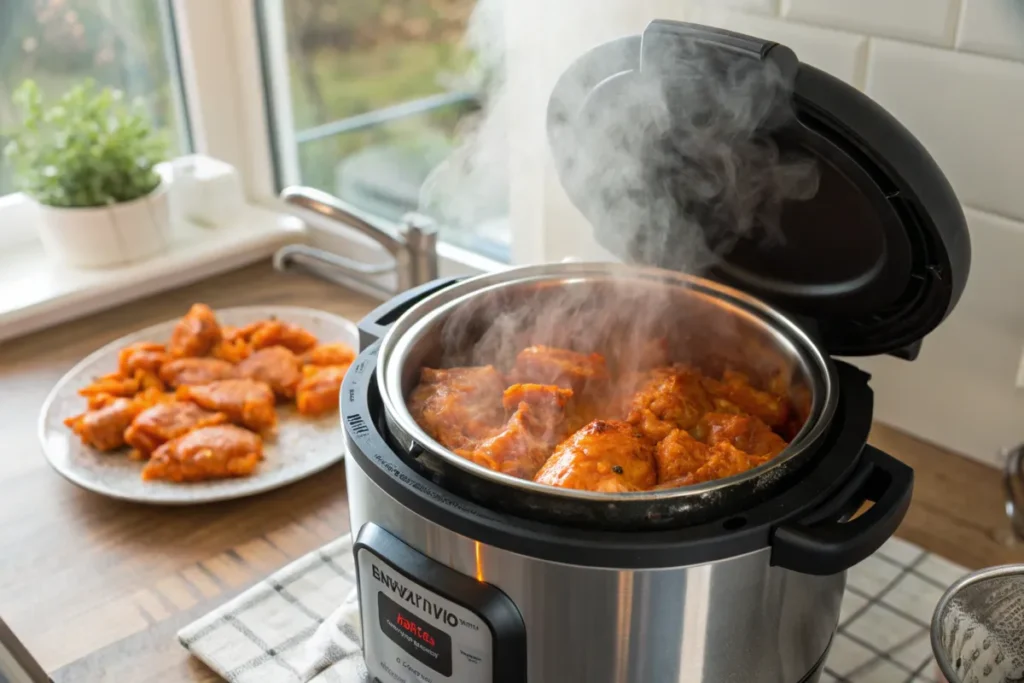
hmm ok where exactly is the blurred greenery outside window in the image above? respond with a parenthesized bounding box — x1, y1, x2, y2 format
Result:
(0, 0, 509, 262)
(0, 0, 190, 196)
(264, 0, 510, 262)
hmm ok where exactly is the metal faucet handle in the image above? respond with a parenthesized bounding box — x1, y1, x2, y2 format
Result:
(399, 212, 439, 285)
(279, 186, 439, 293)
(281, 186, 404, 256)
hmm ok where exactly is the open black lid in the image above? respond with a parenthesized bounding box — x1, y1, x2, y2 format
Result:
(547, 20, 970, 359)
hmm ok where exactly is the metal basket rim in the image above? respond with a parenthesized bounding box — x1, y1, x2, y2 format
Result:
(931, 562, 1024, 683)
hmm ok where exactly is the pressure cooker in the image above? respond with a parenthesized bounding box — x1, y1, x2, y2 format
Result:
(338, 20, 970, 683)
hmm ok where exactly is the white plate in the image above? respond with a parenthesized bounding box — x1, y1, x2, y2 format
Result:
(38, 306, 358, 505)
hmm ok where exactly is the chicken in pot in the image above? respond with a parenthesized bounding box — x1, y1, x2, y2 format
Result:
(409, 344, 797, 494)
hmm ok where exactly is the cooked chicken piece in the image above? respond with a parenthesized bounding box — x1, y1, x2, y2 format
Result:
(117, 342, 168, 376)
(702, 370, 789, 428)
(64, 397, 144, 451)
(159, 357, 236, 388)
(176, 379, 277, 435)
(79, 369, 164, 398)
(510, 345, 609, 394)
(694, 412, 787, 459)
(302, 342, 356, 367)
(625, 365, 714, 442)
(124, 401, 228, 458)
(533, 419, 656, 493)
(654, 441, 769, 489)
(241, 320, 318, 354)
(295, 364, 350, 416)
(655, 429, 710, 483)
(169, 303, 222, 358)
(565, 394, 604, 434)
(408, 366, 506, 450)
(141, 425, 263, 482)
(85, 387, 171, 412)
(210, 335, 253, 364)
(86, 393, 119, 410)
(127, 387, 175, 412)
(458, 384, 572, 479)
(235, 346, 302, 399)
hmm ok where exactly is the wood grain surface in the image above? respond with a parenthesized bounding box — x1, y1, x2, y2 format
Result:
(0, 260, 1020, 682)
(0, 262, 376, 680)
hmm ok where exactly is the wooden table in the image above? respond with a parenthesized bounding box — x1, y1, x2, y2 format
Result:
(0, 261, 1021, 682)
(0, 263, 376, 682)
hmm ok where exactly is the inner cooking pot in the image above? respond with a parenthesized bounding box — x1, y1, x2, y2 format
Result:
(376, 262, 839, 528)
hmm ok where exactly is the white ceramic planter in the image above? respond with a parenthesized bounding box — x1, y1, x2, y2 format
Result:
(35, 183, 171, 268)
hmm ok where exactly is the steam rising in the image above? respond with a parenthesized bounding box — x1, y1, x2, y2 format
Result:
(420, 5, 820, 377)
(560, 34, 820, 272)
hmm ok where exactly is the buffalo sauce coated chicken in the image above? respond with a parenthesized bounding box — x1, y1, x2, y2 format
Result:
(409, 344, 798, 493)
(63, 303, 356, 484)
(457, 383, 574, 479)
(534, 420, 656, 493)
(408, 366, 507, 450)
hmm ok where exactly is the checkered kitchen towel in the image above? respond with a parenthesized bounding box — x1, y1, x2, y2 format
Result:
(178, 535, 369, 683)
(179, 534, 968, 683)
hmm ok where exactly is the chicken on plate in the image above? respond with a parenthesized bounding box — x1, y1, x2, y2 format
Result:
(63, 304, 357, 484)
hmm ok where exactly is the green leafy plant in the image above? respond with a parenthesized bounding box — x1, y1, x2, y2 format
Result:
(3, 79, 169, 208)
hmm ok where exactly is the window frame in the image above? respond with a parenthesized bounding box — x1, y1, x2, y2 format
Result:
(171, 0, 508, 281)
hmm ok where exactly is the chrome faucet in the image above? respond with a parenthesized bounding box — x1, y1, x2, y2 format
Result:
(276, 186, 439, 295)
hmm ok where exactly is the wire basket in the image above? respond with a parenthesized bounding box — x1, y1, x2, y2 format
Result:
(931, 564, 1024, 683)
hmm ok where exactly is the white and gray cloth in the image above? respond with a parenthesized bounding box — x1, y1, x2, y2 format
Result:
(179, 534, 966, 683)
(178, 535, 369, 683)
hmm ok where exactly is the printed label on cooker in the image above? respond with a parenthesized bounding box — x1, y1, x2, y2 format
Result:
(378, 591, 453, 676)
(357, 548, 494, 683)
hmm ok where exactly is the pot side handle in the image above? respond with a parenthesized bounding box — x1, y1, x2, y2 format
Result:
(770, 445, 914, 575)
(358, 277, 465, 350)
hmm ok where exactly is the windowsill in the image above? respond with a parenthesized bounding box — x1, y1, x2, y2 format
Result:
(0, 203, 302, 343)
(0, 154, 507, 342)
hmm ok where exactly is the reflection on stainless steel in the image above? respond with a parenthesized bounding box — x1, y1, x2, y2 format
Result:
(279, 186, 438, 293)
(932, 564, 1024, 683)
(1006, 446, 1024, 542)
(346, 457, 841, 683)
(376, 262, 836, 510)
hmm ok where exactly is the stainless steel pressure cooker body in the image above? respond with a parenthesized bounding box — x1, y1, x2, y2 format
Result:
(341, 264, 910, 683)
(337, 18, 970, 683)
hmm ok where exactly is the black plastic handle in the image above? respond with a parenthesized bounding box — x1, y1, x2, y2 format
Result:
(771, 445, 913, 575)
(357, 276, 464, 350)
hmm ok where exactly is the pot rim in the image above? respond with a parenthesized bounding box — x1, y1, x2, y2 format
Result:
(376, 262, 839, 505)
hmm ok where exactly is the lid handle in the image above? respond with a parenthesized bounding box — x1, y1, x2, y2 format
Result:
(638, 19, 800, 131)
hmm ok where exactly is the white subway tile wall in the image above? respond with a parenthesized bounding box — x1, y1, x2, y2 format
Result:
(957, 0, 1024, 61)
(697, 0, 1024, 467)
(690, 8, 868, 84)
(716, 0, 780, 15)
(867, 39, 1024, 222)
(781, 0, 960, 46)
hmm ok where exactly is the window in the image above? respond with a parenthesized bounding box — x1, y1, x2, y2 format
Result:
(0, 0, 190, 196)
(258, 0, 509, 262)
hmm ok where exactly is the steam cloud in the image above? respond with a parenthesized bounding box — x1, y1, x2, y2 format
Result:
(420, 3, 819, 272)
(421, 3, 820, 379)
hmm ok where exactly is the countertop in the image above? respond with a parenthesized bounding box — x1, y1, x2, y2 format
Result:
(0, 261, 1020, 682)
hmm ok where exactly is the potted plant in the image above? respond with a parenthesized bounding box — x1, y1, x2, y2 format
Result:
(3, 79, 171, 268)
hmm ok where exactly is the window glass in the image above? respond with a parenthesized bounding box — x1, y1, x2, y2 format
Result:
(263, 0, 509, 261)
(0, 0, 189, 195)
